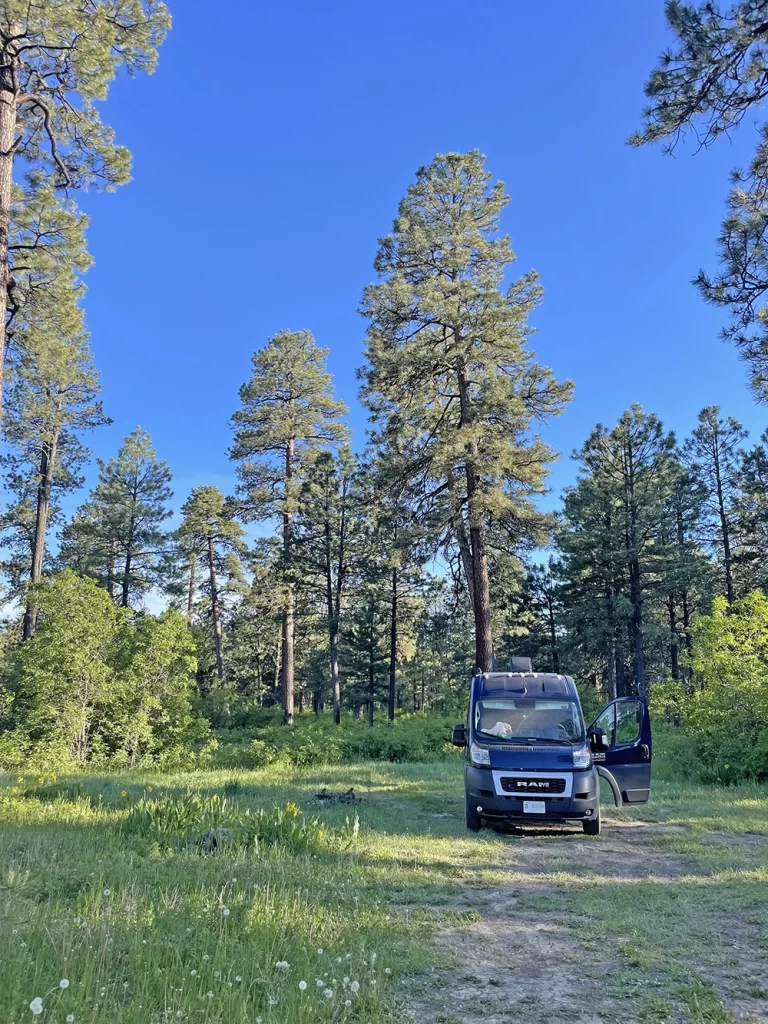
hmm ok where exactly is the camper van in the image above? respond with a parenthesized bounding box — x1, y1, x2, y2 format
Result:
(452, 666, 651, 834)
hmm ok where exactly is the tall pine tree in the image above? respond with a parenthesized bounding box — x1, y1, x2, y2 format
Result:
(230, 330, 348, 725)
(360, 151, 571, 672)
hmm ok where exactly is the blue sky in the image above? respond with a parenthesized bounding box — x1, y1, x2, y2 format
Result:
(75, 0, 764, 519)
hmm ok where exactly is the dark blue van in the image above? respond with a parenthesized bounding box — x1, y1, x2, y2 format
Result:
(452, 670, 652, 834)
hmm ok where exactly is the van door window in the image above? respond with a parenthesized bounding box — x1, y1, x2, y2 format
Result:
(593, 705, 615, 746)
(614, 700, 642, 746)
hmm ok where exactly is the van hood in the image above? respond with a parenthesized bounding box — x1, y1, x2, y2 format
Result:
(486, 743, 575, 772)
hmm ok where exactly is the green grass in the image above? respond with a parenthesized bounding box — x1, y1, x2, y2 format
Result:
(1, 762, 767, 1022)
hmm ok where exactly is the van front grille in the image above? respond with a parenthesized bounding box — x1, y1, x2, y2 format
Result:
(499, 776, 566, 794)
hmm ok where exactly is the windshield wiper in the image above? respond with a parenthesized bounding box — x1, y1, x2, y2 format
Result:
(478, 734, 573, 745)
(519, 736, 572, 745)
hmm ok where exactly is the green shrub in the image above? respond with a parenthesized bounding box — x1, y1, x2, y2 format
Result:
(648, 593, 768, 783)
(212, 711, 460, 770)
(123, 790, 229, 841)
(121, 790, 357, 856)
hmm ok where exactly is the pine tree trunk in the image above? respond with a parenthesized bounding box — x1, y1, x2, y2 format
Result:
(456, 359, 493, 671)
(625, 441, 647, 699)
(22, 431, 59, 640)
(713, 446, 735, 603)
(106, 543, 116, 601)
(324, 511, 342, 726)
(668, 595, 679, 680)
(207, 536, 224, 680)
(0, 33, 18, 435)
(607, 628, 618, 702)
(368, 614, 375, 727)
(281, 438, 295, 725)
(186, 551, 196, 619)
(546, 594, 560, 673)
(455, 519, 476, 612)
(682, 590, 693, 657)
(121, 549, 132, 608)
(388, 565, 397, 721)
(629, 556, 646, 698)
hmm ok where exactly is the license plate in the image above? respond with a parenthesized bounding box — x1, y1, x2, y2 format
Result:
(523, 800, 546, 814)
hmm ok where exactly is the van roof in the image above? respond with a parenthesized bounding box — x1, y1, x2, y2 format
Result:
(474, 672, 578, 700)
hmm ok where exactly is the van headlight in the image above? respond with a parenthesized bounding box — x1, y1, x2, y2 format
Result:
(572, 745, 592, 769)
(470, 742, 490, 767)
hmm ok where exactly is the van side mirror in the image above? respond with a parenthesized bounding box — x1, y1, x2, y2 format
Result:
(452, 724, 467, 747)
(589, 727, 609, 751)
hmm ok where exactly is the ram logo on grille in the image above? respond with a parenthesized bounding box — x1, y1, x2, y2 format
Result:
(500, 776, 566, 794)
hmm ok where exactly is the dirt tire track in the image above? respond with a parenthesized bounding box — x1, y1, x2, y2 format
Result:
(408, 818, 768, 1024)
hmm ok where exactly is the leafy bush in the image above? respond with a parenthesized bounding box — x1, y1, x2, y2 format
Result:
(0, 572, 203, 771)
(213, 711, 460, 769)
(123, 790, 229, 841)
(121, 790, 356, 856)
(649, 592, 768, 782)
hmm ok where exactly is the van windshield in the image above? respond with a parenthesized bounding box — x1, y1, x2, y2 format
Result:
(474, 698, 585, 744)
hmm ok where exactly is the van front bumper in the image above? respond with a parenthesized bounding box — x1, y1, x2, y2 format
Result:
(465, 766, 599, 822)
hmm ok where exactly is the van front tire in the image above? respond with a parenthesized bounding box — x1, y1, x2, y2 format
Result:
(582, 805, 601, 835)
(465, 796, 482, 832)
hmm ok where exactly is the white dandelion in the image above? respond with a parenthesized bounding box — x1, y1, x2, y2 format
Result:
(350, 981, 360, 994)
(190, 970, 197, 976)
(344, 999, 352, 1007)
(235, 975, 242, 983)
(66, 1016, 75, 1023)
(385, 967, 391, 975)
(103, 889, 110, 896)
(221, 906, 230, 917)
(317, 947, 323, 955)
(29, 998, 43, 1015)
(59, 979, 70, 989)
(298, 980, 307, 991)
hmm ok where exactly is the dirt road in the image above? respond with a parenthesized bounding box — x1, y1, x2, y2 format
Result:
(409, 816, 768, 1024)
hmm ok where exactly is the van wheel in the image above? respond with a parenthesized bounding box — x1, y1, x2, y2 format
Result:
(465, 796, 482, 832)
(582, 806, 601, 835)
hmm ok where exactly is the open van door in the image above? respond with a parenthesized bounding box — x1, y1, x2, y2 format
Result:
(588, 698, 652, 805)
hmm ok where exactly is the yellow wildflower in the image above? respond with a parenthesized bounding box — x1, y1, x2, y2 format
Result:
(38, 776, 45, 784)
(51, 775, 57, 783)
(121, 790, 128, 797)
(212, 794, 219, 802)
(286, 802, 300, 816)
(17, 776, 23, 783)
(147, 785, 153, 793)
(11, 786, 18, 794)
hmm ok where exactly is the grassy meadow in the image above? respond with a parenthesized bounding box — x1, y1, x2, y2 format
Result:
(1, 757, 768, 1023)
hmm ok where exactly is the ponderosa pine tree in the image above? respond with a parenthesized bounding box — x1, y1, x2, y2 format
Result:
(359, 151, 572, 672)
(230, 330, 348, 725)
(0, 184, 106, 637)
(0, 1, 169, 426)
(177, 486, 246, 682)
(62, 428, 172, 607)
(632, 0, 768, 397)
(8, 333, 107, 638)
(683, 406, 747, 603)
(295, 448, 358, 724)
(563, 407, 677, 699)
(734, 430, 768, 590)
(659, 461, 714, 678)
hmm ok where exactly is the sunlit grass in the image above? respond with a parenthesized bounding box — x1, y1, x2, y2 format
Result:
(1, 761, 767, 1021)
